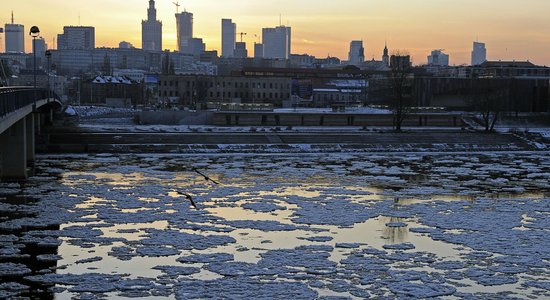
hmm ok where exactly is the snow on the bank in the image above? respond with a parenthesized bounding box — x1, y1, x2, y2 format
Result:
(66, 106, 138, 118)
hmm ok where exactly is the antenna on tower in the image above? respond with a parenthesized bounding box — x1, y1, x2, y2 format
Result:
(173, 1, 181, 13)
(78, 12, 81, 25)
(11, 11, 14, 24)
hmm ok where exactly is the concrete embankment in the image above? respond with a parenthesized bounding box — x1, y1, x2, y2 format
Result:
(37, 130, 539, 154)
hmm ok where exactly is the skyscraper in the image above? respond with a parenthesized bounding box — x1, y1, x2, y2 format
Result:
(428, 49, 449, 66)
(234, 42, 247, 58)
(176, 11, 193, 53)
(471, 42, 487, 66)
(5, 12, 24, 53)
(254, 43, 264, 59)
(57, 26, 95, 50)
(348, 40, 365, 66)
(262, 26, 291, 60)
(221, 19, 236, 58)
(142, 0, 162, 51)
(32, 37, 47, 69)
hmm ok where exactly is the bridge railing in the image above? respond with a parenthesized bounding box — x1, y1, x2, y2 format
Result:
(0, 87, 52, 118)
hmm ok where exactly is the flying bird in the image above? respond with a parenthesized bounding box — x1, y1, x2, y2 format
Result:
(175, 191, 197, 209)
(193, 168, 220, 185)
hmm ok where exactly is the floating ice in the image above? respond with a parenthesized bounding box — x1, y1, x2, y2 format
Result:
(175, 278, 318, 299)
(383, 243, 415, 250)
(0, 263, 31, 276)
(388, 282, 456, 298)
(177, 253, 234, 264)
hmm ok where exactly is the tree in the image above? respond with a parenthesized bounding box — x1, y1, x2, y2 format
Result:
(162, 51, 175, 75)
(102, 54, 112, 76)
(0, 59, 13, 86)
(470, 79, 509, 132)
(389, 52, 414, 131)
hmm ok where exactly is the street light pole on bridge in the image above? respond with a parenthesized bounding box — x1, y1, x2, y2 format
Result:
(29, 26, 40, 108)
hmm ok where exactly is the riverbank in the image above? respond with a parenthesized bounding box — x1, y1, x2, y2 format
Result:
(37, 129, 548, 154)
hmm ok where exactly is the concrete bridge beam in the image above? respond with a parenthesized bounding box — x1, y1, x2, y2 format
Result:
(0, 118, 28, 180)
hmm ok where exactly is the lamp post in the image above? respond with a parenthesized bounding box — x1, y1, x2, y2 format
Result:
(45, 50, 51, 100)
(29, 26, 40, 106)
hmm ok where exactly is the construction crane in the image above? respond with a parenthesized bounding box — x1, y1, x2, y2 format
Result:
(238, 32, 247, 43)
(173, 1, 181, 13)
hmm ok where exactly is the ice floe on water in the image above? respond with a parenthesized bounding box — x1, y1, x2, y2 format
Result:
(0, 152, 549, 298)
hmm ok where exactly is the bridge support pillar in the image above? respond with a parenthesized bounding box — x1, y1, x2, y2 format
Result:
(0, 118, 28, 180)
(35, 113, 42, 135)
(46, 108, 54, 125)
(26, 115, 35, 164)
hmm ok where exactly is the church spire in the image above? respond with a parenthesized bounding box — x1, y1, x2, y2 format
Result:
(147, 0, 157, 21)
(383, 41, 389, 67)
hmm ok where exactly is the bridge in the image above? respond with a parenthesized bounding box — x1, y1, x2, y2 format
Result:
(0, 87, 62, 180)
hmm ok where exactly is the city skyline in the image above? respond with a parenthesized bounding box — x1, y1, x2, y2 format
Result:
(2, 0, 550, 65)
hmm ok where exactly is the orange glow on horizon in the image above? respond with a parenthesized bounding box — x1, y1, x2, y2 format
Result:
(2, 0, 550, 66)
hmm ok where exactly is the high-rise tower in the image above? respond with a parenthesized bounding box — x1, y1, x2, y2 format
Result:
(471, 41, 487, 66)
(4, 11, 25, 53)
(221, 19, 236, 58)
(348, 40, 365, 66)
(262, 26, 291, 59)
(176, 11, 193, 53)
(142, 0, 163, 51)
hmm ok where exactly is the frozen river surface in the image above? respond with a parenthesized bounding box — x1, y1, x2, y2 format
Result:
(1, 152, 549, 299)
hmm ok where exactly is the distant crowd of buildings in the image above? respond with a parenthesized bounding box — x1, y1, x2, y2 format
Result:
(0, 1, 549, 114)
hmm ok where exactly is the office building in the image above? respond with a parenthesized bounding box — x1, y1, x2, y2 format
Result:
(142, 0, 162, 51)
(119, 41, 135, 49)
(188, 38, 206, 57)
(221, 19, 236, 58)
(254, 43, 264, 59)
(262, 26, 291, 59)
(348, 40, 365, 66)
(57, 26, 95, 50)
(4, 12, 24, 53)
(471, 42, 487, 66)
(234, 42, 247, 58)
(33, 37, 47, 56)
(175, 11, 193, 53)
(428, 49, 449, 66)
(390, 55, 411, 69)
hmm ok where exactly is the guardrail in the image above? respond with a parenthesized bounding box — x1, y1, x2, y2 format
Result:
(0, 87, 55, 118)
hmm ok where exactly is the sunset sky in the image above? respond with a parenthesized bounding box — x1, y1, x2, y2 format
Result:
(2, 0, 550, 65)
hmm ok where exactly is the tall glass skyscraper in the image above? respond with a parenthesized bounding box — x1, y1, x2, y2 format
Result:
(221, 19, 236, 58)
(471, 42, 487, 66)
(176, 11, 194, 53)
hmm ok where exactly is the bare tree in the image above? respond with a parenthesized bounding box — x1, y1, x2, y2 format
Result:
(470, 79, 509, 132)
(389, 52, 413, 131)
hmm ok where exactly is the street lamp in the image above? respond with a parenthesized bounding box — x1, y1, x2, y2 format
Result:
(45, 50, 51, 100)
(29, 26, 40, 106)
